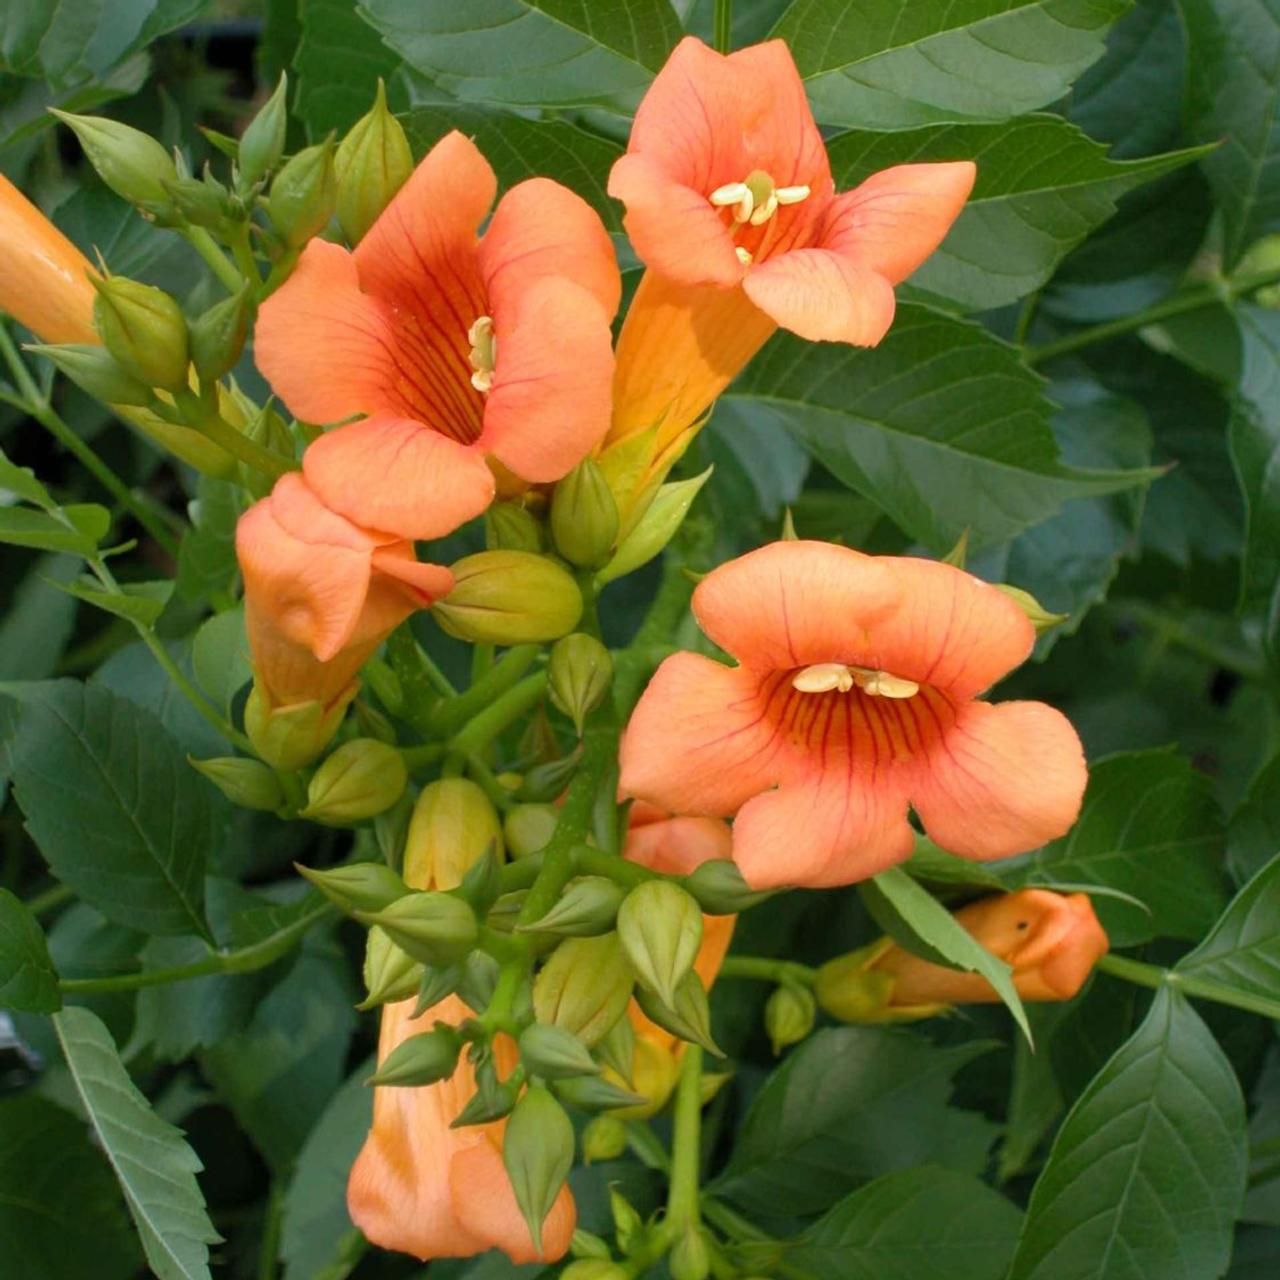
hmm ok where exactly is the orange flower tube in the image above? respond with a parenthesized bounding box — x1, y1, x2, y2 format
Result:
(256, 132, 621, 541)
(620, 540, 1088, 889)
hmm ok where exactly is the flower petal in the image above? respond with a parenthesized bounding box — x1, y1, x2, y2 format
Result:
(480, 278, 616, 483)
(821, 162, 976, 286)
(624, 807, 735, 875)
(691, 540, 903, 671)
(910, 699, 1087, 861)
(255, 238, 400, 423)
(303, 414, 496, 541)
(743, 249, 896, 345)
(620, 653, 789, 817)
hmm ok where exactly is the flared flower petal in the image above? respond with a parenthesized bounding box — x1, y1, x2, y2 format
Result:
(624, 801, 735, 875)
(743, 249, 896, 345)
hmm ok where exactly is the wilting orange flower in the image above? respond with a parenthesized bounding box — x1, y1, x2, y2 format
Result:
(874, 890, 1109, 1007)
(620, 541, 1087, 890)
(256, 132, 621, 541)
(348, 803, 576, 1262)
(607, 37, 974, 446)
(236, 472, 453, 717)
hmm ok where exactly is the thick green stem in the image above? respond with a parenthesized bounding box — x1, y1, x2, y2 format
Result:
(25, 882, 74, 916)
(572, 845, 653, 887)
(428, 644, 540, 736)
(1097, 953, 1280, 1021)
(449, 671, 548, 757)
(718, 955, 817, 986)
(168, 386, 293, 480)
(181, 227, 245, 295)
(665, 1044, 705, 1238)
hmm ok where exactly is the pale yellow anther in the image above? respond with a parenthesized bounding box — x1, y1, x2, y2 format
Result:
(776, 185, 811, 206)
(468, 315, 497, 394)
(710, 182, 750, 208)
(855, 670, 920, 699)
(792, 662, 919, 699)
(749, 192, 779, 227)
(735, 246, 754, 266)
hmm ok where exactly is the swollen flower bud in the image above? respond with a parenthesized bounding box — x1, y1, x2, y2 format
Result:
(239, 73, 288, 191)
(334, 79, 413, 244)
(190, 284, 251, 383)
(406, 777, 503, 890)
(609, 1187, 644, 1253)
(504, 803, 559, 858)
(486, 501, 544, 552)
(51, 111, 178, 217)
(92, 276, 189, 391)
(504, 1083, 575, 1253)
(269, 138, 338, 248)
(244, 680, 352, 770)
(581, 1115, 627, 1163)
(359, 926, 423, 1008)
(683, 859, 774, 914)
(765, 981, 816, 1055)
(634, 971, 721, 1056)
(519, 1023, 600, 1079)
(601, 1035, 679, 1120)
(670, 1225, 711, 1280)
(294, 860, 407, 916)
(549, 633, 613, 734)
(813, 943, 900, 1023)
(358, 891, 478, 967)
(300, 737, 407, 823)
(550, 459, 619, 568)
(994, 584, 1069, 634)
(597, 467, 713, 585)
(555, 1074, 646, 1112)
(616, 879, 703, 1007)
(190, 756, 284, 811)
(163, 171, 232, 231)
(432, 551, 583, 644)
(533, 933, 634, 1046)
(366, 1025, 462, 1086)
(517, 875, 624, 937)
(26, 343, 151, 407)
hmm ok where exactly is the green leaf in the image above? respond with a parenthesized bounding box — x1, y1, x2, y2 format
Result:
(826, 116, 1205, 312)
(597, 465, 713, 584)
(54, 576, 173, 625)
(0, 1093, 141, 1280)
(401, 106, 624, 231)
(0, 503, 109, 556)
(1228, 751, 1280, 885)
(997, 749, 1228, 947)
(6, 680, 212, 938)
(863, 866, 1031, 1044)
(790, 1166, 1024, 1280)
(54, 184, 200, 287)
(1009, 985, 1246, 1279)
(713, 1027, 998, 1218)
(726, 305, 1157, 551)
(0, 444, 56, 508)
(294, 0, 401, 137)
(175, 477, 241, 604)
(359, 0, 682, 112)
(0, 886, 60, 1012)
(191, 606, 251, 714)
(0, 554, 80, 681)
(53, 1004, 220, 1280)
(1182, 0, 1280, 267)
(772, 0, 1128, 129)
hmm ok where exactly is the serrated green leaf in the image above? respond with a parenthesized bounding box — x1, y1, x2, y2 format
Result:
(0, 444, 55, 508)
(997, 749, 1228, 947)
(0, 554, 80, 681)
(54, 576, 173, 625)
(1228, 751, 1280, 885)
(176, 477, 241, 603)
(191, 606, 250, 714)
(360, 0, 682, 112)
(1009, 985, 1246, 1280)
(726, 305, 1157, 551)
(826, 116, 1205, 312)
(53, 1004, 220, 1280)
(6, 680, 212, 938)
(0, 503, 109, 556)
(0, 886, 60, 1012)
(863, 866, 1031, 1044)
(294, 0, 401, 137)
(791, 1166, 1024, 1280)
(772, 0, 1128, 129)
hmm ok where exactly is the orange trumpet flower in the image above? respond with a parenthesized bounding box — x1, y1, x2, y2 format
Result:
(256, 132, 621, 541)
(619, 540, 1087, 890)
(607, 37, 974, 447)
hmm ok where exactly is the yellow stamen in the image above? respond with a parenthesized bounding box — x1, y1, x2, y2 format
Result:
(776, 185, 811, 206)
(792, 662, 919, 699)
(708, 170, 811, 230)
(735, 246, 753, 265)
(467, 315, 496, 394)
(856, 670, 919, 699)
(709, 182, 750, 209)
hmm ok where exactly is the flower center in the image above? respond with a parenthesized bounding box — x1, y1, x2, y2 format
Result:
(791, 662, 920, 699)
(709, 170, 811, 268)
(467, 315, 497, 394)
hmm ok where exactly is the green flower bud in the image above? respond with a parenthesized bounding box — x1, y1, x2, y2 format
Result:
(597, 467, 713, 585)
(548, 633, 613, 735)
(334, 79, 413, 244)
(163, 170, 233, 231)
(699, 1070, 734, 1105)
(92, 276, 189, 391)
(517, 875, 624, 938)
(411, 961, 463, 1016)
(453, 1051, 520, 1126)
(190, 284, 251, 384)
(457, 949, 503, 1014)
(601, 1035, 678, 1120)
(486, 500, 544, 552)
(813, 945, 898, 1023)
(609, 1186, 644, 1253)
(245, 680, 353, 770)
(765, 981, 816, 1056)
(354, 698, 396, 743)
(406, 777, 504, 890)
(189, 756, 284, 811)
(634, 971, 721, 1056)
(533, 933, 634, 1046)
(554, 1074, 646, 1112)
(51, 110, 178, 217)
(504, 803, 559, 858)
(239, 73, 288, 191)
(519, 1023, 600, 1079)
(581, 1115, 627, 1164)
(300, 737, 407, 823)
(242, 397, 294, 458)
(994, 583, 1069, 634)
(550, 459, 619, 568)
(593, 1016, 635, 1085)
(516, 752, 581, 804)
(683, 858, 774, 914)
(458, 845, 503, 914)
(366, 1025, 462, 1086)
(269, 138, 338, 248)
(570, 1228, 612, 1259)
(616, 879, 703, 1007)
(358, 891, 478, 967)
(486, 889, 529, 934)
(670, 1225, 711, 1280)
(26, 343, 151, 407)
(503, 1083, 574, 1252)
(358, 926, 423, 1008)
(562, 1260, 628, 1280)
(433, 550, 583, 644)
(294, 860, 408, 916)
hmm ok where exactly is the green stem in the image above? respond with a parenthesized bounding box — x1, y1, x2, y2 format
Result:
(25, 882, 73, 916)
(471, 642, 495, 684)
(713, 0, 733, 52)
(1097, 953, 1280, 1021)
(572, 845, 654, 888)
(167, 386, 293, 480)
(180, 227, 245, 295)
(257, 1180, 284, 1280)
(232, 225, 265, 292)
(449, 671, 548, 758)
(399, 742, 446, 770)
(59, 900, 335, 993)
(719, 955, 817, 986)
(427, 644, 539, 737)
(626, 1120, 671, 1172)
(1026, 263, 1280, 365)
(665, 1044, 704, 1238)
(465, 753, 514, 811)
(699, 1196, 773, 1244)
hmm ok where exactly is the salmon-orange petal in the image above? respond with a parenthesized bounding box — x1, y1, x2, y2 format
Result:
(624, 810, 734, 876)
(821, 162, 977, 286)
(910, 700, 1087, 861)
(743, 250, 897, 345)
(619, 653, 785, 817)
(691, 540, 902, 671)
(302, 414, 496, 541)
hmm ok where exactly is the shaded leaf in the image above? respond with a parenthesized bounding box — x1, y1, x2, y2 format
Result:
(0, 886, 60, 1012)
(294, 0, 401, 137)
(191, 605, 250, 715)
